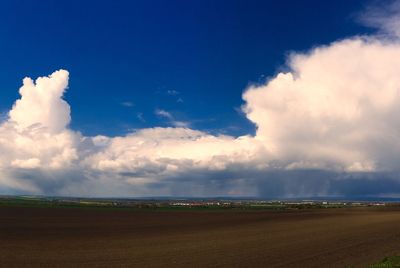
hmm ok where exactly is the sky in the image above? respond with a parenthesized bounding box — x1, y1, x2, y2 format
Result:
(1, 0, 400, 198)
(0, 0, 371, 136)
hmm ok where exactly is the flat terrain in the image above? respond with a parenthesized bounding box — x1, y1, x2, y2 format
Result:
(1, 206, 400, 267)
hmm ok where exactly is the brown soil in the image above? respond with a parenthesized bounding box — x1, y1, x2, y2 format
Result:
(1, 206, 400, 267)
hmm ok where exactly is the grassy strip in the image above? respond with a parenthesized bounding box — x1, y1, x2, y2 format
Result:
(369, 256, 400, 268)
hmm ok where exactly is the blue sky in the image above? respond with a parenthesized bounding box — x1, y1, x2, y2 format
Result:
(3, 0, 400, 198)
(0, 0, 371, 137)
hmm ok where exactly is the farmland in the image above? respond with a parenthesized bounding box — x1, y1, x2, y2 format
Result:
(1, 200, 400, 267)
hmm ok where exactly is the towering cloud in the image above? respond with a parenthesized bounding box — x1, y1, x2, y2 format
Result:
(0, 70, 79, 193)
(244, 38, 400, 172)
(9, 70, 71, 133)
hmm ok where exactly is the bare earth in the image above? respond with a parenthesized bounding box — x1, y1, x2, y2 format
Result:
(1, 206, 400, 267)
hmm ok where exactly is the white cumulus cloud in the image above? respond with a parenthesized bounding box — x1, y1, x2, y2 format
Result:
(243, 37, 400, 172)
(9, 70, 70, 133)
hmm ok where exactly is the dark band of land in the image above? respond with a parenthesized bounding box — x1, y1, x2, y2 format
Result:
(1, 204, 400, 267)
